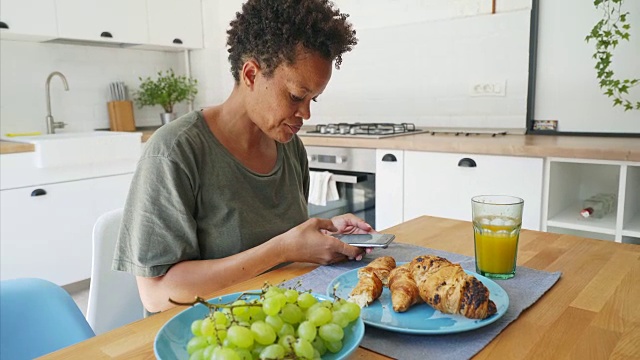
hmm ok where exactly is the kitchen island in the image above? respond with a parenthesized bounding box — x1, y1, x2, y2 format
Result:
(41, 216, 640, 359)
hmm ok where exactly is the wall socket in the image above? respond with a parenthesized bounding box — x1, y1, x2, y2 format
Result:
(469, 81, 507, 97)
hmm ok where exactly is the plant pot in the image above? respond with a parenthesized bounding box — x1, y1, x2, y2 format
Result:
(160, 113, 177, 125)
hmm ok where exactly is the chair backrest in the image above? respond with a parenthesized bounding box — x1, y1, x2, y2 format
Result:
(0, 278, 95, 359)
(87, 208, 145, 335)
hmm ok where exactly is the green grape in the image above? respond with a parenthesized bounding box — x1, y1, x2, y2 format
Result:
(278, 323, 294, 338)
(250, 310, 266, 322)
(319, 300, 332, 308)
(259, 344, 286, 360)
(293, 338, 315, 359)
(250, 321, 277, 345)
(231, 300, 249, 316)
(252, 344, 266, 358)
(340, 301, 361, 322)
(213, 311, 229, 327)
(206, 335, 218, 346)
(235, 348, 252, 360)
(191, 319, 203, 336)
(319, 323, 344, 342)
(187, 336, 208, 354)
(278, 334, 296, 351)
(273, 293, 288, 308)
(203, 345, 218, 359)
(262, 296, 282, 316)
(297, 292, 317, 310)
(324, 339, 343, 354)
(189, 348, 204, 360)
(213, 347, 241, 360)
(217, 329, 228, 341)
(311, 336, 327, 356)
(264, 286, 284, 298)
(297, 321, 317, 342)
(265, 315, 284, 332)
(307, 306, 332, 327)
(284, 289, 299, 303)
(331, 300, 343, 311)
(331, 310, 350, 328)
(227, 325, 254, 348)
(313, 348, 321, 360)
(279, 303, 304, 324)
(200, 317, 216, 337)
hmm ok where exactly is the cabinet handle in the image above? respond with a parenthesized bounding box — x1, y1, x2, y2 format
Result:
(100, 31, 113, 38)
(458, 158, 477, 167)
(382, 154, 397, 162)
(0, 22, 8, 30)
(172, 38, 183, 44)
(31, 189, 47, 197)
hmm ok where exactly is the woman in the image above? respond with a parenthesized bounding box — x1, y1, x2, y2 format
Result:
(113, 0, 372, 313)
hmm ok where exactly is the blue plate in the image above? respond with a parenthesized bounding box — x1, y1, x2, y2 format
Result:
(154, 291, 365, 359)
(327, 265, 509, 334)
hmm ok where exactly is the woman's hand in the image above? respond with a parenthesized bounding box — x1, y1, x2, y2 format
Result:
(278, 218, 365, 265)
(329, 213, 376, 235)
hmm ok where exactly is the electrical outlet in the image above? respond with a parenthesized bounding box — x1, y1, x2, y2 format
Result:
(469, 81, 507, 97)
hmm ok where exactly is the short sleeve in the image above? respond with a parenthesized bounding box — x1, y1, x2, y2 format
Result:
(112, 155, 199, 277)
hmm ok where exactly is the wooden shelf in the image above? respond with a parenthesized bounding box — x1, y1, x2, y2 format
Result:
(622, 212, 640, 238)
(547, 203, 617, 235)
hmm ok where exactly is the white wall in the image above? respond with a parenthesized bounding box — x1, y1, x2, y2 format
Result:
(0, 40, 186, 135)
(534, 0, 640, 134)
(191, 0, 533, 131)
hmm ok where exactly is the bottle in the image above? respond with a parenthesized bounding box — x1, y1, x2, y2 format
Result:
(580, 193, 616, 219)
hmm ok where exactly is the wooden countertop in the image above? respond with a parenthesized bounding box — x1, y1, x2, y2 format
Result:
(42, 216, 640, 360)
(2, 129, 638, 162)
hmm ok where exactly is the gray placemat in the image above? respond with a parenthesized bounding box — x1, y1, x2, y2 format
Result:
(281, 243, 561, 360)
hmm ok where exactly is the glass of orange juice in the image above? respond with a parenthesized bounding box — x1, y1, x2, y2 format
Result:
(472, 195, 524, 279)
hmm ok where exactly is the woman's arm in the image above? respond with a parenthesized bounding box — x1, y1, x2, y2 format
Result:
(137, 218, 365, 312)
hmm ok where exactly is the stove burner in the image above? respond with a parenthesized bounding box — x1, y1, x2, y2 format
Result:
(313, 123, 419, 136)
(429, 131, 508, 137)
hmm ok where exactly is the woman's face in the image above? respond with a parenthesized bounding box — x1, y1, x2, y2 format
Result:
(245, 48, 333, 143)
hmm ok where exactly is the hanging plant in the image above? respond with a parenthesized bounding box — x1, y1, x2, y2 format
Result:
(585, 0, 639, 111)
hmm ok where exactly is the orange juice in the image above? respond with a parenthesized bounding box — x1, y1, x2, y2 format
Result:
(473, 216, 521, 279)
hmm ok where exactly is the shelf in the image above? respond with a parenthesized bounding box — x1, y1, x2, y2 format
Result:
(547, 203, 617, 235)
(622, 212, 640, 238)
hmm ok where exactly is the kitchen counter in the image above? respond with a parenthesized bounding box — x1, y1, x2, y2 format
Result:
(41, 215, 640, 359)
(2, 129, 639, 162)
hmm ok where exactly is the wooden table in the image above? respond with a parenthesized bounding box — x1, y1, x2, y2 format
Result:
(42, 216, 640, 359)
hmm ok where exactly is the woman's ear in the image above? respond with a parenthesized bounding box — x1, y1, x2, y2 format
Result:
(241, 60, 260, 88)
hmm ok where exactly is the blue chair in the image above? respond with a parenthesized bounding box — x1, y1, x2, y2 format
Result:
(0, 278, 95, 359)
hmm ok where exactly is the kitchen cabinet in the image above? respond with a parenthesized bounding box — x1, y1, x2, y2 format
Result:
(543, 158, 640, 244)
(375, 149, 404, 231)
(146, 0, 203, 49)
(0, 173, 134, 286)
(55, 0, 149, 44)
(403, 151, 544, 230)
(0, 0, 58, 41)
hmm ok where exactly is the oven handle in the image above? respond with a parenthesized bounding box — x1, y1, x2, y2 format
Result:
(331, 174, 364, 184)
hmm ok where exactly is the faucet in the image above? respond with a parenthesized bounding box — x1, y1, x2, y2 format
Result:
(45, 71, 69, 134)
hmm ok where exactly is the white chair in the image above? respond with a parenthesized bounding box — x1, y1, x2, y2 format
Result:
(87, 208, 144, 335)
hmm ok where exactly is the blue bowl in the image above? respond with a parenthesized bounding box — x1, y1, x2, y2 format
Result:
(154, 291, 365, 359)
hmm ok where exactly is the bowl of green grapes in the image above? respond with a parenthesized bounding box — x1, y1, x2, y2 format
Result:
(154, 284, 365, 359)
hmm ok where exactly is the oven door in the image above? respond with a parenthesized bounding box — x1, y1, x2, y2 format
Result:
(307, 169, 376, 229)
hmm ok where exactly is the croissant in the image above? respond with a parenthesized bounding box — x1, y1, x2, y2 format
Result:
(410, 255, 497, 319)
(348, 267, 383, 307)
(360, 256, 396, 286)
(388, 263, 421, 312)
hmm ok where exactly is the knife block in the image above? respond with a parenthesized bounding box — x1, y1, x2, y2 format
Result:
(107, 100, 136, 132)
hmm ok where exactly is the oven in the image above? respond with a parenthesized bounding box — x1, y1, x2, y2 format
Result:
(305, 146, 377, 228)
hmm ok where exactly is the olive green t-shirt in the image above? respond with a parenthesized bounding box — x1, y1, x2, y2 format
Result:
(112, 110, 310, 277)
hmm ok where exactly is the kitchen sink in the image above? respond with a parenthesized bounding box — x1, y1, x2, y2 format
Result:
(1, 131, 142, 168)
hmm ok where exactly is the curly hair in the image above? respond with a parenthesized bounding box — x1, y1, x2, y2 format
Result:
(226, 0, 358, 83)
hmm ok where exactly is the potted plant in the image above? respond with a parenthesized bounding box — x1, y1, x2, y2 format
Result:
(134, 69, 198, 124)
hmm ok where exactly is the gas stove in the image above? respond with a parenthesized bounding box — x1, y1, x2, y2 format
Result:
(304, 123, 425, 139)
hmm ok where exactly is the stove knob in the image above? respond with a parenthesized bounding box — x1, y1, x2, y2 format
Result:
(336, 155, 347, 164)
(307, 155, 317, 163)
(329, 127, 336, 134)
(319, 125, 327, 134)
(340, 127, 348, 135)
(349, 127, 357, 135)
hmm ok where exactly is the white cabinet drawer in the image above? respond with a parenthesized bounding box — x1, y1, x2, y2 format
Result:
(404, 151, 543, 230)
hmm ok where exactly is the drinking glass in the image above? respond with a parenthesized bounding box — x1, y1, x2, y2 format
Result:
(471, 195, 524, 279)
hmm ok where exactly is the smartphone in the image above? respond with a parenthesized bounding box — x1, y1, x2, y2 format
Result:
(334, 233, 396, 248)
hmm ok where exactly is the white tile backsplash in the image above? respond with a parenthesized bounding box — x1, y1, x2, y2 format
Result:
(0, 40, 186, 135)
